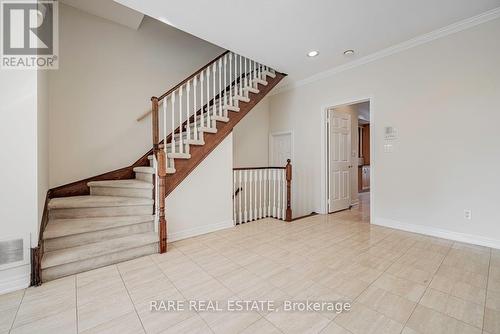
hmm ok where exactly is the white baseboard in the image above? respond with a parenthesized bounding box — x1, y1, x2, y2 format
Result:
(0, 265, 30, 295)
(167, 220, 234, 242)
(373, 217, 500, 250)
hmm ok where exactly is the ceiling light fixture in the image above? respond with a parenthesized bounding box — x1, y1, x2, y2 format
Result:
(307, 50, 319, 57)
(344, 50, 355, 56)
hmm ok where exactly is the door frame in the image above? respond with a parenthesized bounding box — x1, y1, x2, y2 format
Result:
(269, 131, 294, 167)
(320, 96, 375, 221)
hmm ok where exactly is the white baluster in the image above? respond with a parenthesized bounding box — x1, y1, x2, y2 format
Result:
(171, 93, 176, 154)
(187, 81, 191, 141)
(239, 54, 243, 97)
(244, 57, 248, 90)
(276, 169, 282, 219)
(266, 169, 270, 217)
(282, 169, 286, 220)
(179, 86, 183, 154)
(206, 68, 210, 128)
(233, 170, 236, 225)
(223, 55, 227, 110)
(235, 54, 239, 97)
(162, 98, 167, 165)
(249, 170, 253, 221)
(212, 63, 216, 120)
(229, 53, 233, 108)
(244, 170, 248, 223)
(259, 169, 262, 219)
(254, 170, 258, 220)
(254, 60, 258, 84)
(200, 72, 204, 131)
(261, 169, 265, 219)
(250, 60, 254, 86)
(273, 169, 277, 218)
(238, 170, 243, 223)
(218, 58, 222, 117)
(193, 77, 198, 141)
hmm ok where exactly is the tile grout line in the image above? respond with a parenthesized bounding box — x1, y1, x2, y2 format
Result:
(482, 248, 492, 332)
(169, 238, 292, 333)
(396, 241, 455, 334)
(8, 288, 26, 333)
(115, 264, 148, 334)
(149, 255, 216, 334)
(332, 232, 423, 333)
(312, 227, 409, 333)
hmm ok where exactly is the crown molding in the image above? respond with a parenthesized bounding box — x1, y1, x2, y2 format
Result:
(271, 7, 500, 96)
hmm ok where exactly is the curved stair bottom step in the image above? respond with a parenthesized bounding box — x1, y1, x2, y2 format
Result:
(42, 242, 158, 282)
(44, 221, 154, 252)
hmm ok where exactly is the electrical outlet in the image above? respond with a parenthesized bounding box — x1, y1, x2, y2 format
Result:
(464, 209, 472, 220)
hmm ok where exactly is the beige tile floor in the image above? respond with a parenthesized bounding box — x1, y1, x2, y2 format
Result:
(1, 193, 500, 334)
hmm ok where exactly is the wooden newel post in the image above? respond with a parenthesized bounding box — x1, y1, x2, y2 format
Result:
(151, 96, 167, 253)
(157, 149, 167, 253)
(285, 159, 292, 222)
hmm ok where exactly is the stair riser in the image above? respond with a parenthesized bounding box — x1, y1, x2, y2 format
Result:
(42, 243, 158, 282)
(49, 205, 153, 219)
(44, 221, 154, 252)
(135, 172, 153, 183)
(90, 187, 153, 199)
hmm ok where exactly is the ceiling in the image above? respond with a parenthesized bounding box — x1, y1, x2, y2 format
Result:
(114, 0, 500, 83)
(61, 0, 144, 30)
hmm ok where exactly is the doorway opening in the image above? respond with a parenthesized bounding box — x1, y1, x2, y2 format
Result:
(326, 100, 371, 217)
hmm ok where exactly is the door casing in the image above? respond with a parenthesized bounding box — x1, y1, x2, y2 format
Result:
(319, 96, 374, 221)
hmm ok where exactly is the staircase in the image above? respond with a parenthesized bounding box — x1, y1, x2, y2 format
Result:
(38, 51, 285, 282)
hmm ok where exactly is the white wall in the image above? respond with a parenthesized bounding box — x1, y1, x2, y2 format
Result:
(233, 97, 269, 167)
(49, 4, 223, 187)
(0, 70, 38, 293)
(269, 18, 500, 247)
(166, 135, 234, 240)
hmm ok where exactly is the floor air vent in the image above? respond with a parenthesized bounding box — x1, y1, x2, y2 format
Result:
(0, 238, 24, 266)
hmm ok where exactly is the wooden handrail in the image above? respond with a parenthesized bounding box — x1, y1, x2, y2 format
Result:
(137, 51, 229, 122)
(138, 60, 253, 123)
(159, 50, 230, 101)
(233, 166, 286, 170)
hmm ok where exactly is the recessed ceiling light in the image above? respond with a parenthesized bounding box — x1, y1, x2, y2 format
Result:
(307, 50, 319, 57)
(344, 50, 355, 56)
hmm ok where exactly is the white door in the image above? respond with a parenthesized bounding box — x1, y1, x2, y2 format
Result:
(328, 110, 352, 212)
(271, 132, 292, 166)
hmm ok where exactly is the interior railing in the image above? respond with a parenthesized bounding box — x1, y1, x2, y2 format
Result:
(233, 160, 292, 225)
(150, 51, 277, 252)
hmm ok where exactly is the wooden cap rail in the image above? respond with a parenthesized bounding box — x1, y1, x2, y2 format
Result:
(137, 51, 230, 122)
